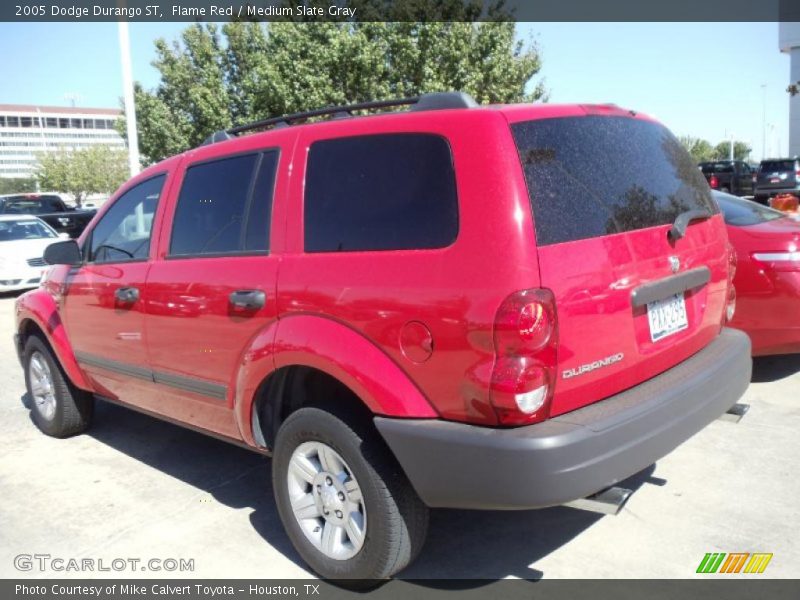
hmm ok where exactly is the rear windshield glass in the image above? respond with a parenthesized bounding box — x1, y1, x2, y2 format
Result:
(511, 116, 717, 246)
(1, 195, 63, 214)
(700, 162, 734, 173)
(714, 192, 786, 227)
(760, 160, 796, 172)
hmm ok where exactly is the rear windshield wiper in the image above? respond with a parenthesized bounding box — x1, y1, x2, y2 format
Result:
(669, 209, 712, 241)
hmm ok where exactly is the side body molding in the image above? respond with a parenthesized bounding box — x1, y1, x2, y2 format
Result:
(15, 290, 91, 391)
(234, 315, 438, 448)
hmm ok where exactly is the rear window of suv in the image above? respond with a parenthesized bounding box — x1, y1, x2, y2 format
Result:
(759, 160, 796, 172)
(511, 116, 717, 246)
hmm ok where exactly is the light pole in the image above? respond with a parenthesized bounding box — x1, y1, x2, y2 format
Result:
(118, 21, 140, 178)
(761, 84, 767, 160)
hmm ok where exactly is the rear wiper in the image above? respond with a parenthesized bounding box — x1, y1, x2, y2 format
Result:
(668, 209, 712, 241)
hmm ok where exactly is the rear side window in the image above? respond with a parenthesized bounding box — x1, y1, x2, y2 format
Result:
(169, 151, 278, 256)
(511, 116, 717, 246)
(760, 160, 796, 172)
(304, 133, 458, 252)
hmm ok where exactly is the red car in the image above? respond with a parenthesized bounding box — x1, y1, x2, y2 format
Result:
(714, 190, 800, 355)
(15, 93, 750, 580)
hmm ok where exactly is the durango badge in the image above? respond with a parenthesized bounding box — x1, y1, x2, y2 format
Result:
(562, 353, 625, 379)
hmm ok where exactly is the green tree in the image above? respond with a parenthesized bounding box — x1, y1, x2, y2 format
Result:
(128, 17, 546, 163)
(0, 178, 36, 195)
(678, 135, 716, 163)
(35, 146, 129, 206)
(712, 141, 751, 162)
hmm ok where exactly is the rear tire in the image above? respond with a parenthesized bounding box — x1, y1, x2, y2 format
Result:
(23, 335, 93, 438)
(272, 407, 429, 582)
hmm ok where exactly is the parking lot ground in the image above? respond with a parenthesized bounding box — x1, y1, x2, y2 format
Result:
(0, 293, 798, 580)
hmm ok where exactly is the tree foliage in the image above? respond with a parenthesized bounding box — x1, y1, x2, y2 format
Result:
(0, 178, 36, 195)
(128, 15, 546, 163)
(678, 135, 752, 163)
(712, 141, 752, 162)
(35, 146, 129, 205)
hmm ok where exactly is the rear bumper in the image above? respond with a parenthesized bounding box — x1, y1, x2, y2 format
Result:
(754, 186, 800, 198)
(375, 328, 751, 510)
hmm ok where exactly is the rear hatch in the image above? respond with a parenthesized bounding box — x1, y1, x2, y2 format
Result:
(510, 109, 729, 416)
(757, 159, 799, 192)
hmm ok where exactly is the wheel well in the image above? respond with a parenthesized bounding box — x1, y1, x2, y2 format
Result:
(19, 318, 45, 347)
(251, 366, 375, 450)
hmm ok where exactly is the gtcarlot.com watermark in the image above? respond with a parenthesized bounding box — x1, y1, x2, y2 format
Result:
(14, 553, 195, 573)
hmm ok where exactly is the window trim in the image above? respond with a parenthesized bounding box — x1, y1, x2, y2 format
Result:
(166, 148, 280, 260)
(84, 171, 168, 266)
(302, 131, 460, 254)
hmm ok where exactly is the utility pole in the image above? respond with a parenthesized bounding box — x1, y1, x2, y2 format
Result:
(118, 18, 143, 234)
(761, 84, 767, 160)
(118, 21, 140, 178)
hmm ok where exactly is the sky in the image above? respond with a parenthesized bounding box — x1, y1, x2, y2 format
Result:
(0, 21, 791, 160)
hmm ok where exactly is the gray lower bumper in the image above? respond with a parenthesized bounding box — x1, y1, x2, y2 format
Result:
(375, 328, 751, 510)
(755, 187, 800, 198)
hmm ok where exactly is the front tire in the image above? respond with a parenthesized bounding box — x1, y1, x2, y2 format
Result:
(23, 335, 93, 437)
(272, 407, 429, 581)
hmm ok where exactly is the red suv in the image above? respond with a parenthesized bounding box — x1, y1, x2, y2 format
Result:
(15, 92, 751, 580)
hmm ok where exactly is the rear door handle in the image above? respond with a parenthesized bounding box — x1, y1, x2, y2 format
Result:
(229, 289, 266, 310)
(114, 287, 140, 304)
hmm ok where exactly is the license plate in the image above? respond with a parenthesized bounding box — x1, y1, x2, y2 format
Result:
(770, 177, 781, 183)
(647, 293, 688, 342)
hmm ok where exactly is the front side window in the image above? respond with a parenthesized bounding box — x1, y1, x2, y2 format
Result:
(304, 133, 459, 252)
(89, 175, 165, 263)
(169, 151, 277, 256)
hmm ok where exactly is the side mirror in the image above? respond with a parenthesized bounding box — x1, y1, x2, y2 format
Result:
(58, 232, 70, 239)
(44, 240, 82, 266)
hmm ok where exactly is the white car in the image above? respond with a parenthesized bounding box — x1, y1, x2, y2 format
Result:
(0, 215, 66, 292)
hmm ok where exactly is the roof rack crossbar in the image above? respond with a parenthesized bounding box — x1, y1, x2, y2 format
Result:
(201, 91, 478, 146)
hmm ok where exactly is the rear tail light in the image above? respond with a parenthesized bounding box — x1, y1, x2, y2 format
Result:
(490, 289, 558, 426)
(709, 175, 719, 189)
(727, 242, 738, 280)
(752, 251, 800, 272)
(724, 243, 737, 324)
(726, 285, 737, 322)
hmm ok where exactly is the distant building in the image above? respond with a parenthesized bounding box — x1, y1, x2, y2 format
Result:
(780, 23, 800, 157)
(0, 104, 126, 180)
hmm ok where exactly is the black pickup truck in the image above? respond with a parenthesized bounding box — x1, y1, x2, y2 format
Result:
(699, 160, 754, 197)
(0, 194, 96, 238)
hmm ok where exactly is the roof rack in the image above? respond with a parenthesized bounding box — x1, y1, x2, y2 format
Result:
(201, 91, 478, 146)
